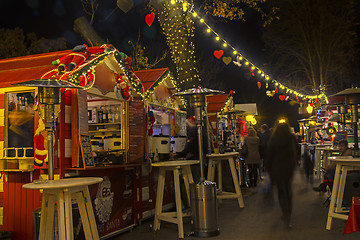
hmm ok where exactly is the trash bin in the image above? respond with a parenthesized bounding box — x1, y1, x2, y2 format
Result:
(190, 180, 220, 237)
(0, 231, 12, 240)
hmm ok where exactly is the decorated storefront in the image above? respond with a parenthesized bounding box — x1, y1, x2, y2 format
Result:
(0, 44, 145, 239)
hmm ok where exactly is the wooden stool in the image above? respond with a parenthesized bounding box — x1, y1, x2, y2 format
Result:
(207, 152, 244, 208)
(152, 160, 199, 239)
(23, 177, 103, 240)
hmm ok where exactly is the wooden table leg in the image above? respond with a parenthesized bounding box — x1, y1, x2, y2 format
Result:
(182, 166, 193, 206)
(84, 187, 100, 240)
(57, 190, 66, 240)
(173, 168, 184, 239)
(207, 160, 214, 181)
(326, 163, 342, 230)
(154, 168, 166, 231)
(39, 193, 49, 240)
(74, 191, 92, 240)
(228, 158, 244, 208)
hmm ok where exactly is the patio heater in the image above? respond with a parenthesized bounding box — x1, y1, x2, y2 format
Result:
(333, 87, 360, 157)
(13, 79, 80, 180)
(175, 86, 223, 237)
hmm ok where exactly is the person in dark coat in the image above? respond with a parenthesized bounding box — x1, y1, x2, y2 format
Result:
(259, 124, 271, 174)
(243, 128, 261, 187)
(266, 120, 298, 228)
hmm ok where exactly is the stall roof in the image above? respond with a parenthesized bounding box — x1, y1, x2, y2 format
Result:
(0, 50, 71, 88)
(135, 68, 169, 92)
(234, 103, 258, 115)
(206, 94, 231, 113)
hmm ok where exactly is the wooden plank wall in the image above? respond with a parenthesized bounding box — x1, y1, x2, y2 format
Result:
(3, 173, 41, 239)
(128, 102, 146, 163)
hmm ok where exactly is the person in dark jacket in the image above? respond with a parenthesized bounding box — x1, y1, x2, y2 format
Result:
(266, 120, 297, 228)
(243, 128, 261, 187)
(259, 124, 271, 174)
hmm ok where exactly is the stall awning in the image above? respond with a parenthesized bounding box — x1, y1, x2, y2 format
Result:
(206, 94, 231, 113)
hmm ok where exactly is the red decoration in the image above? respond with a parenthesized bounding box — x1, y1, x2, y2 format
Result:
(145, 12, 155, 27)
(275, 86, 278, 93)
(213, 50, 224, 59)
(279, 95, 285, 101)
(316, 97, 318, 103)
(230, 90, 234, 95)
(296, 95, 299, 102)
(257, 82, 261, 88)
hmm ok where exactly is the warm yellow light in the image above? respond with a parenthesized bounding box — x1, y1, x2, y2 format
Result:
(306, 104, 313, 113)
(171, 0, 175, 4)
(251, 119, 257, 125)
(251, 66, 255, 70)
(216, 36, 220, 41)
(245, 61, 249, 65)
(206, 28, 211, 33)
(279, 118, 286, 123)
(245, 115, 254, 122)
(223, 43, 227, 47)
(193, 12, 198, 17)
(233, 51, 237, 55)
(200, 18, 204, 23)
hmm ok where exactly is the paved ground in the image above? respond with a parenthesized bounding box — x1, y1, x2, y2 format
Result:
(110, 169, 360, 240)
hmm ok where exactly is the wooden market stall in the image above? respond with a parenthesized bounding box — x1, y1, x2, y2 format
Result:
(0, 44, 146, 239)
(133, 68, 186, 220)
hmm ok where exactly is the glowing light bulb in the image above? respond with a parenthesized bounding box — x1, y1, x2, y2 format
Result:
(245, 61, 249, 65)
(200, 18, 204, 23)
(206, 28, 211, 33)
(216, 36, 220, 41)
(233, 51, 237, 55)
(223, 43, 227, 47)
(193, 12, 198, 17)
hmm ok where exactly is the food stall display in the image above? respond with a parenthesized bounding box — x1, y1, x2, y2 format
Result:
(133, 68, 186, 220)
(206, 92, 234, 150)
(0, 44, 145, 239)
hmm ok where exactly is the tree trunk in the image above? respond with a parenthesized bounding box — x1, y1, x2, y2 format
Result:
(73, 16, 105, 46)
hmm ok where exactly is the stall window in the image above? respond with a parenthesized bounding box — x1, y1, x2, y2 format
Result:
(6, 91, 35, 158)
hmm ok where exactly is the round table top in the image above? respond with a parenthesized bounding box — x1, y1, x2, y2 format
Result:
(151, 160, 199, 168)
(23, 177, 103, 190)
(207, 152, 239, 158)
(315, 146, 339, 151)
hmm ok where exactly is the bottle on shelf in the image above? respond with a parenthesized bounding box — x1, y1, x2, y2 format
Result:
(98, 106, 104, 123)
(114, 106, 120, 123)
(107, 105, 113, 123)
(101, 105, 108, 123)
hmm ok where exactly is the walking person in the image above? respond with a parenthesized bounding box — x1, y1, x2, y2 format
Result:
(259, 124, 271, 178)
(243, 128, 261, 187)
(266, 119, 298, 228)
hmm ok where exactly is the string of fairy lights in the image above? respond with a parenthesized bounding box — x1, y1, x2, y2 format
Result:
(167, 0, 327, 104)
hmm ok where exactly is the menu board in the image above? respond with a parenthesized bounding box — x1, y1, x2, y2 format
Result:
(79, 134, 94, 167)
(334, 131, 347, 146)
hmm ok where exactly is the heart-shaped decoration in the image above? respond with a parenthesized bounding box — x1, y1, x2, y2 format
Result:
(279, 95, 286, 101)
(257, 82, 261, 88)
(145, 12, 155, 27)
(214, 50, 223, 59)
(222, 56, 231, 65)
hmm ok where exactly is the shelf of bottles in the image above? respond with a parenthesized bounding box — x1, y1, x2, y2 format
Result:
(87, 97, 125, 165)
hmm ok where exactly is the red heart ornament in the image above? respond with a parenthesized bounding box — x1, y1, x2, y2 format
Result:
(279, 95, 285, 101)
(214, 50, 223, 59)
(257, 82, 261, 88)
(145, 12, 155, 27)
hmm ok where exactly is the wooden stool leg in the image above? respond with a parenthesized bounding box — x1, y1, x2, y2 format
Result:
(182, 166, 193, 207)
(74, 191, 92, 240)
(57, 190, 66, 240)
(84, 187, 100, 240)
(173, 168, 184, 239)
(64, 189, 74, 240)
(228, 158, 244, 208)
(39, 193, 49, 240)
(154, 168, 166, 231)
(326, 163, 341, 230)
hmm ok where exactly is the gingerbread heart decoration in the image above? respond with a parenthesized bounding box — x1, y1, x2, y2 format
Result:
(222, 56, 231, 65)
(214, 50, 223, 59)
(279, 95, 286, 101)
(145, 12, 155, 27)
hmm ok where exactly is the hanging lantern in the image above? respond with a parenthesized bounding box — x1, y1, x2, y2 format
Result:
(117, 0, 134, 13)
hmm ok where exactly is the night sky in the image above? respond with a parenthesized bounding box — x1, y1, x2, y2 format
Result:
(0, 0, 304, 130)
